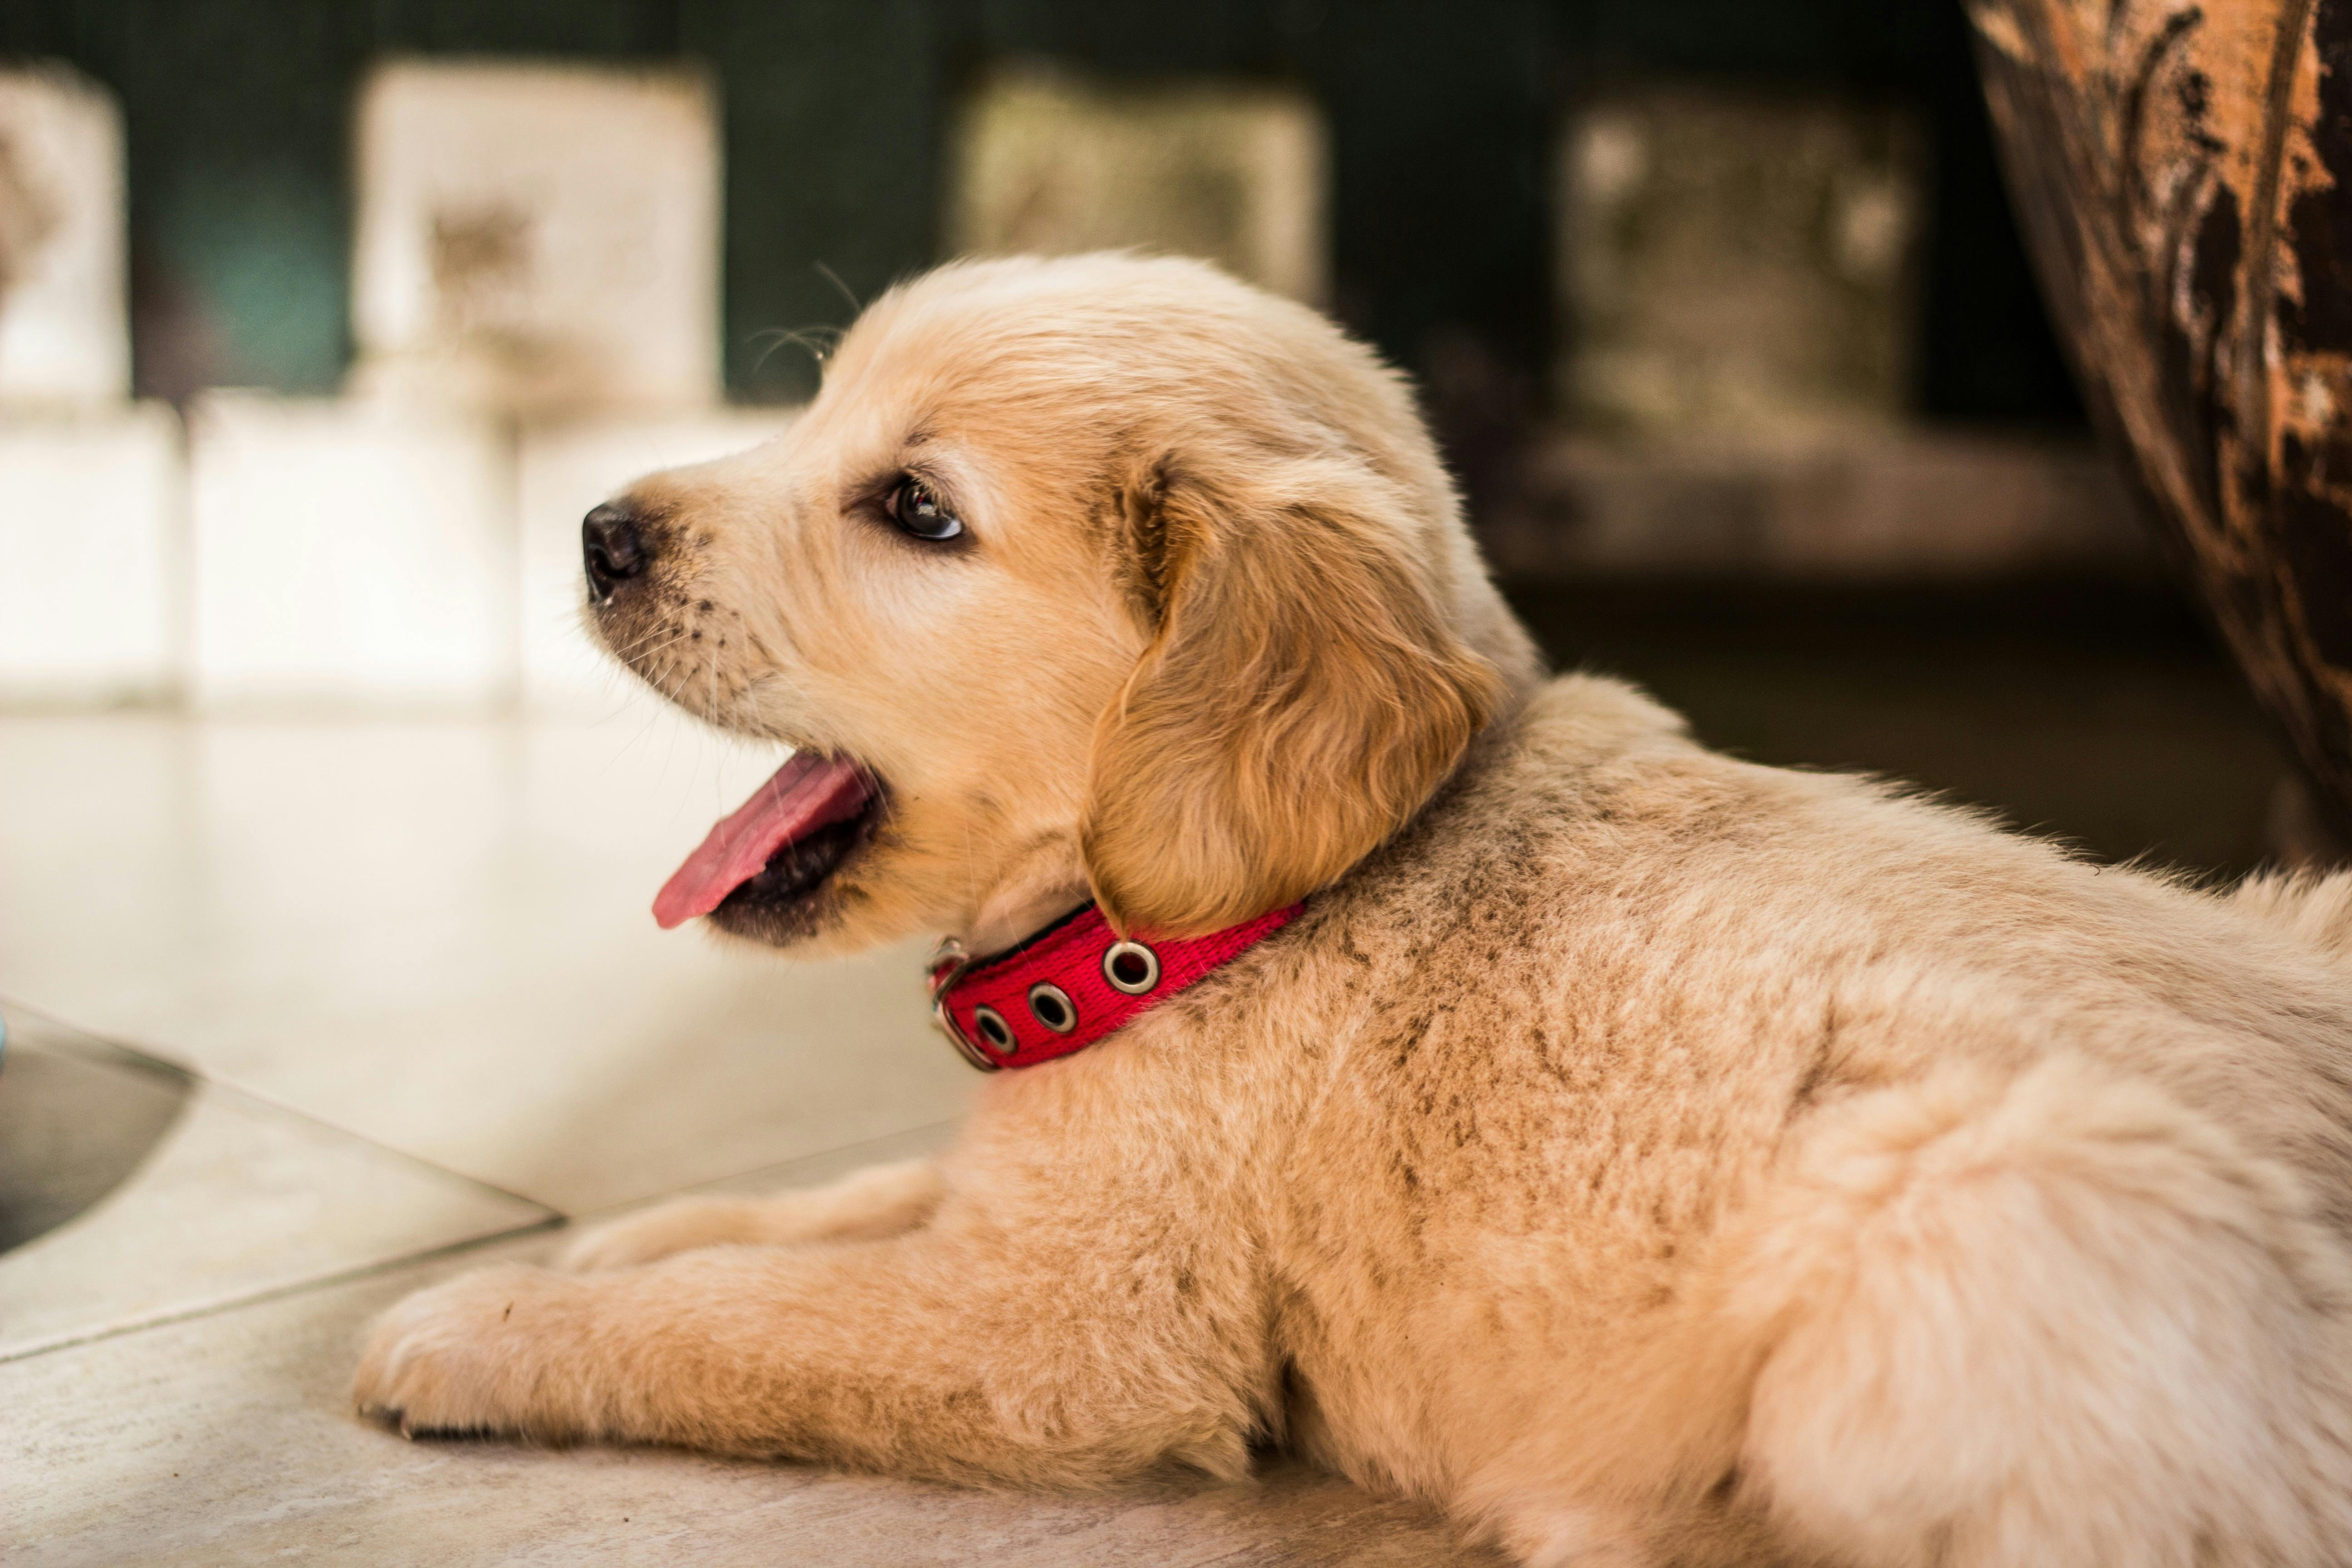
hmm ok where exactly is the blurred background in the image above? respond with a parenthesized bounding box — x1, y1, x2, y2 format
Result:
(0, 0, 2284, 880)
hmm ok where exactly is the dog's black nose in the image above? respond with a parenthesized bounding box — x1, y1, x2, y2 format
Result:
(583, 503, 650, 601)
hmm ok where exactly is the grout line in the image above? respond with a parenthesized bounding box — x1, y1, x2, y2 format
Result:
(0, 995, 962, 1227)
(0, 989, 203, 1081)
(0, 1119, 964, 1367)
(0, 1215, 567, 1367)
(6, 981, 961, 1221)
(0, 1003, 962, 1366)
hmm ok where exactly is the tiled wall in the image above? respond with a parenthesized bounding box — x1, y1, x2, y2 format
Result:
(0, 58, 1339, 712)
(0, 61, 783, 712)
(0, 49, 2140, 712)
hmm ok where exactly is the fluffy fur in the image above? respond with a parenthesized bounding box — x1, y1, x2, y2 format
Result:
(356, 254, 2352, 1566)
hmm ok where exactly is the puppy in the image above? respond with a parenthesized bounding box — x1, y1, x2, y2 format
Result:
(358, 254, 2352, 1567)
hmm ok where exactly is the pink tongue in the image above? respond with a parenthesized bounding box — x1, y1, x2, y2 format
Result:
(653, 754, 875, 930)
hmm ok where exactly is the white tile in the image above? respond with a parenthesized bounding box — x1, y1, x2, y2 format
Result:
(0, 403, 178, 702)
(0, 710, 974, 1215)
(950, 68, 1327, 304)
(0, 1229, 1497, 1568)
(1556, 87, 1925, 441)
(517, 412, 790, 713)
(350, 61, 721, 416)
(0, 65, 128, 406)
(187, 394, 513, 709)
(0, 1007, 549, 1360)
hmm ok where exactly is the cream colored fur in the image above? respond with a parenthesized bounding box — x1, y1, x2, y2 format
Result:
(357, 255, 2352, 1566)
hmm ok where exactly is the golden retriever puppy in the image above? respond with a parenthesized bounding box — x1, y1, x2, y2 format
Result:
(357, 254, 2352, 1567)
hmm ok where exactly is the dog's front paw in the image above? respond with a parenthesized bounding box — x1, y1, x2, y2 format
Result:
(556, 1196, 756, 1273)
(353, 1263, 594, 1439)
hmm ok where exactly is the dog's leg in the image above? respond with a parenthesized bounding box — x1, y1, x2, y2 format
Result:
(1736, 1054, 2352, 1568)
(354, 1207, 1264, 1486)
(555, 1158, 944, 1272)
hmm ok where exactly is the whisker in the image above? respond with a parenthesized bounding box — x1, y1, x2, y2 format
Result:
(614, 628, 693, 666)
(748, 323, 846, 377)
(813, 261, 863, 315)
(607, 622, 691, 659)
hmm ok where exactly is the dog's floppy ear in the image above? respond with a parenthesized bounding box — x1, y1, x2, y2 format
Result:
(1080, 455, 1504, 936)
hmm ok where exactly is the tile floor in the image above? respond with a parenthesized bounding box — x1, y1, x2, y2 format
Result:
(0, 691, 1496, 1565)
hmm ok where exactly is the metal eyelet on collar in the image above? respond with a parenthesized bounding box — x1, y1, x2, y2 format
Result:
(1101, 939, 1161, 995)
(1026, 982, 1077, 1034)
(970, 1004, 1018, 1056)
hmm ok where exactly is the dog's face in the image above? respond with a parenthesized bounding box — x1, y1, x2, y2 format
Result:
(587, 255, 1513, 956)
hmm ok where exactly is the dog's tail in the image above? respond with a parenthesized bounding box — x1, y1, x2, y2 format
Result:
(2227, 868, 2352, 960)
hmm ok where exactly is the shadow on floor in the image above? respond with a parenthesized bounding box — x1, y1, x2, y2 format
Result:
(0, 1017, 193, 1254)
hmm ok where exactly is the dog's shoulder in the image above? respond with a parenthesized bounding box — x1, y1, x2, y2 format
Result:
(1305, 671, 2352, 1085)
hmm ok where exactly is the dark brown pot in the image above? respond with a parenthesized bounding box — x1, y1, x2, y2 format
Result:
(1971, 0, 2352, 834)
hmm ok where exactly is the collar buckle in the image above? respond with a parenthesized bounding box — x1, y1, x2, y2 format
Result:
(926, 936, 999, 1073)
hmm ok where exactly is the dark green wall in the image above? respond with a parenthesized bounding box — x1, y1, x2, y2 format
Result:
(0, 0, 2078, 429)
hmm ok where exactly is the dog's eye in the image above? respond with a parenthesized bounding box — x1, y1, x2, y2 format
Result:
(885, 477, 964, 542)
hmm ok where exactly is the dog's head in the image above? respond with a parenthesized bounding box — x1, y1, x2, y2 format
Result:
(586, 254, 1532, 956)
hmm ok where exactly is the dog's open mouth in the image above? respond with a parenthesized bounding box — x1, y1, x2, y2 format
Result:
(652, 754, 882, 930)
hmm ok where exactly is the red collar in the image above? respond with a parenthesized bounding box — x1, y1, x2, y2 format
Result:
(928, 902, 1301, 1070)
